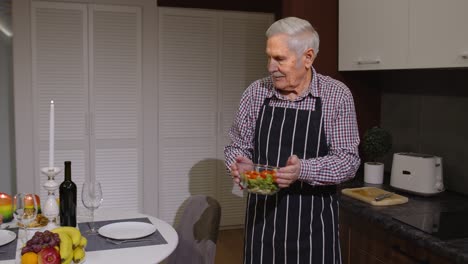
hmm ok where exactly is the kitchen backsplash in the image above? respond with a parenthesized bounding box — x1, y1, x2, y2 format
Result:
(381, 93, 468, 196)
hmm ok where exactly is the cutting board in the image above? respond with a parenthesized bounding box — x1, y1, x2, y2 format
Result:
(341, 187, 408, 206)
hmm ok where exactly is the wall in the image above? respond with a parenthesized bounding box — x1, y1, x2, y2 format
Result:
(281, 0, 468, 195)
(280, 0, 381, 137)
(379, 69, 468, 195)
(0, 0, 15, 195)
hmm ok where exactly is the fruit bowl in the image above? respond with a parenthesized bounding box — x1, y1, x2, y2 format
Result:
(20, 227, 87, 264)
(238, 163, 279, 195)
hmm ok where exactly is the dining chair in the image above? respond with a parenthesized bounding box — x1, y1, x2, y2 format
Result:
(167, 195, 221, 264)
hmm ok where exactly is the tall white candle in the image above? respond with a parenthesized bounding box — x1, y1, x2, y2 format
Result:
(49, 100, 54, 169)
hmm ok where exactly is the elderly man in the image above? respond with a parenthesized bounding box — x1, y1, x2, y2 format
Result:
(225, 17, 360, 264)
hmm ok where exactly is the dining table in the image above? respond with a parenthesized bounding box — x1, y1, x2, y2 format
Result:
(0, 209, 179, 264)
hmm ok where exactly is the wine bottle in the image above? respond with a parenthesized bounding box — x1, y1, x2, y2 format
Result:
(59, 161, 77, 227)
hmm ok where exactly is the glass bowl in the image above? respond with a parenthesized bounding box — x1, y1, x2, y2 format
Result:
(238, 163, 279, 195)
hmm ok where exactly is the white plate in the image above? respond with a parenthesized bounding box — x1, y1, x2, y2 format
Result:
(0, 230, 16, 246)
(98, 222, 156, 240)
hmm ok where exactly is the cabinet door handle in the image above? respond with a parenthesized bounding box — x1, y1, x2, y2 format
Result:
(84, 113, 89, 136)
(460, 53, 468, 59)
(391, 245, 429, 264)
(356, 58, 381, 65)
(217, 111, 222, 135)
(90, 112, 95, 135)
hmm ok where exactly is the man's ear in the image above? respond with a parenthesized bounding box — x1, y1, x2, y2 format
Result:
(304, 48, 315, 68)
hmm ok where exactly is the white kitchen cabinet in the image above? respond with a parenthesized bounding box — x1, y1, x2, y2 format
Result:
(408, 0, 468, 68)
(339, 0, 409, 70)
(14, 0, 156, 213)
(339, 0, 468, 70)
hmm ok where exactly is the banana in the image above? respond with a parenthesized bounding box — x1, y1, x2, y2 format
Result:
(62, 249, 73, 264)
(52, 227, 82, 248)
(78, 236, 87, 249)
(52, 231, 73, 261)
(73, 247, 86, 263)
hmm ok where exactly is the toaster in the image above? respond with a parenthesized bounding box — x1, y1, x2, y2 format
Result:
(390, 152, 444, 196)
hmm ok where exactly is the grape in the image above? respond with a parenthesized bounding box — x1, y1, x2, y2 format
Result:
(31, 237, 39, 244)
(21, 246, 31, 255)
(23, 231, 61, 255)
(32, 244, 42, 253)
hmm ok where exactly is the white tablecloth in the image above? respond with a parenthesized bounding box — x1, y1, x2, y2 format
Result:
(0, 209, 178, 264)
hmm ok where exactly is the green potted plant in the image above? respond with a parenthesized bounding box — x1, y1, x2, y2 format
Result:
(361, 126, 392, 184)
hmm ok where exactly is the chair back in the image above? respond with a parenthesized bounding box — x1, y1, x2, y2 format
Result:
(167, 195, 221, 264)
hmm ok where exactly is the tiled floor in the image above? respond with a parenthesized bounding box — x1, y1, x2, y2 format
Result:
(215, 228, 244, 264)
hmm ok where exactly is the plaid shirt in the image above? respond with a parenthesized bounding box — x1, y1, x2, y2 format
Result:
(224, 68, 360, 185)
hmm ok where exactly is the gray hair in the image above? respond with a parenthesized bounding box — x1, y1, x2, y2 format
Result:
(266, 17, 320, 56)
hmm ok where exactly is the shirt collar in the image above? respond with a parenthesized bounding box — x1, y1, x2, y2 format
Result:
(269, 67, 320, 101)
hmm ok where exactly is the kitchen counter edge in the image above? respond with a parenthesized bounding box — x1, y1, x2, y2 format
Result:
(339, 180, 468, 264)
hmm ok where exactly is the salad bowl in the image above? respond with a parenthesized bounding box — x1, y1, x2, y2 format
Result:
(238, 163, 279, 195)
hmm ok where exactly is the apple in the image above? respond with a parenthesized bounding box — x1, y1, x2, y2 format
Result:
(0, 193, 13, 222)
(38, 247, 61, 264)
(25, 194, 42, 214)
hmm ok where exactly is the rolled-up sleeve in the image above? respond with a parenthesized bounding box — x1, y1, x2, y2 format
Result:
(224, 87, 256, 170)
(298, 85, 361, 185)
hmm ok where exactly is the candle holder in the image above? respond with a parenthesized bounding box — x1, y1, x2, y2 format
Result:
(41, 167, 62, 229)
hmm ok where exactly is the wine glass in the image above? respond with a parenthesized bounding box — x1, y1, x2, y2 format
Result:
(81, 180, 103, 233)
(13, 193, 38, 243)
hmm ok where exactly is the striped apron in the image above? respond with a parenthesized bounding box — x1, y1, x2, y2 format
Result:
(244, 96, 341, 264)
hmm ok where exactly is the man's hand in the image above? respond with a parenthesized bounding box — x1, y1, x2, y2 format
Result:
(276, 155, 301, 188)
(230, 156, 253, 185)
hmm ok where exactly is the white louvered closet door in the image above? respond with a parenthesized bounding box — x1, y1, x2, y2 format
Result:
(218, 13, 274, 226)
(158, 7, 273, 227)
(32, 2, 89, 201)
(89, 5, 142, 212)
(158, 9, 219, 225)
(31, 2, 142, 213)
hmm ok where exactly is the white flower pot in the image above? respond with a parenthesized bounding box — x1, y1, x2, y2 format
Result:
(364, 162, 384, 184)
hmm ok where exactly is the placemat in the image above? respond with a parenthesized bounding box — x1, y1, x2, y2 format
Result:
(0, 228, 19, 261)
(78, 217, 167, 252)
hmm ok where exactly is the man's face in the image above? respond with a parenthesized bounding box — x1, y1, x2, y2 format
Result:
(266, 34, 310, 94)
